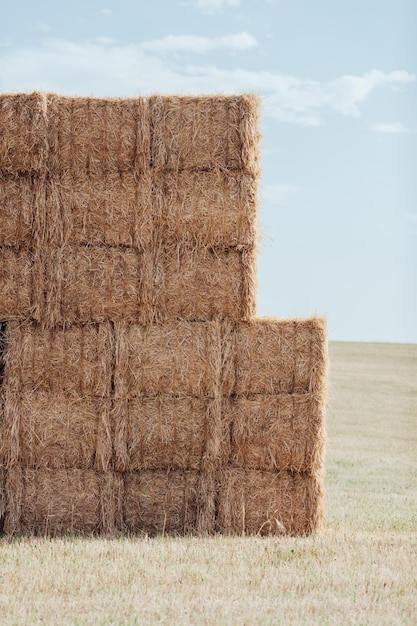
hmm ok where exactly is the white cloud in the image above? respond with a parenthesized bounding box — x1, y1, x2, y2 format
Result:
(371, 122, 409, 134)
(101, 8, 112, 15)
(195, 0, 240, 13)
(183, 66, 415, 125)
(321, 70, 415, 117)
(405, 213, 417, 223)
(0, 38, 414, 128)
(140, 32, 257, 55)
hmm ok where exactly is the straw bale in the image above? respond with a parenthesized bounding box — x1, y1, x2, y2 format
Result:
(153, 245, 256, 322)
(46, 170, 153, 248)
(2, 391, 112, 470)
(113, 396, 228, 472)
(3, 467, 122, 536)
(196, 471, 216, 534)
(114, 321, 222, 398)
(0, 92, 48, 174)
(123, 470, 200, 536)
(153, 170, 258, 248)
(3, 321, 113, 396)
(226, 393, 326, 473)
(150, 94, 260, 175)
(217, 468, 324, 536)
(100, 470, 124, 535)
(0, 247, 34, 319)
(47, 94, 150, 173)
(44, 245, 151, 327)
(0, 174, 35, 246)
(233, 317, 327, 395)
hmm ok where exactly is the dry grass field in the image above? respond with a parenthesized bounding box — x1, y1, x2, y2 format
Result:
(0, 341, 416, 625)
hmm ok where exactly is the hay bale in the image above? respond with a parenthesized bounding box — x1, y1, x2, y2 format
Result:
(114, 321, 222, 398)
(153, 245, 256, 322)
(46, 170, 153, 248)
(0, 247, 34, 319)
(113, 396, 228, 472)
(0, 174, 36, 246)
(113, 396, 206, 471)
(217, 468, 324, 536)
(0, 92, 48, 174)
(150, 94, 260, 175)
(3, 467, 123, 536)
(2, 391, 112, 470)
(196, 471, 217, 534)
(44, 245, 151, 327)
(233, 317, 327, 395)
(226, 393, 325, 473)
(153, 170, 258, 248)
(47, 94, 151, 173)
(123, 470, 200, 536)
(3, 321, 113, 396)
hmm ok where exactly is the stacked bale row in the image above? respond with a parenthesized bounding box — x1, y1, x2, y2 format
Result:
(0, 92, 327, 536)
(0, 93, 257, 325)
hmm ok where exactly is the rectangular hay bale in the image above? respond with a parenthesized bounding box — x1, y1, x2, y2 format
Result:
(0, 174, 36, 246)
(3, 467, 123, 536)
(153, 245, 256, 322)
(2, 391, 112, 470)
(3, 321, 113, 396)
(123, 469, 200, 536)
(233, 317, 327, 395)
(46, 170, 153, 248)
(0, 93, 48, 174)
(47, 94, 151, 173)
(150, 94, 260, 175)
(0, 247, 34, 319)
(114, 321, 222, 398)
(113, 396, 228, 472)
(44, 245, 152, 327)
(217, 468, 324, 536)
(226, 393, 325, 473)
(153, 170, 258, 248)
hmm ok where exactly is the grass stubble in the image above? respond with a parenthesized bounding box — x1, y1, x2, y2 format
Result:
(0, 341, 416, 625)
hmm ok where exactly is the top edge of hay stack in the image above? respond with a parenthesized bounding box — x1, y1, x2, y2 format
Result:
(0, 91, 327, 538)
(0, 91, 260, 176)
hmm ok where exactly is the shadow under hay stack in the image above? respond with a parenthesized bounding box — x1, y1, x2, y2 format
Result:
(0, 92, 327, 537)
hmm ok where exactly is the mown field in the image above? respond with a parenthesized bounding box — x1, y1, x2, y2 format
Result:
(0, 341, 416, 625)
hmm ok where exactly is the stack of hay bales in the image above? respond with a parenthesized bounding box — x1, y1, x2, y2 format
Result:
(0, 92, 327, 537)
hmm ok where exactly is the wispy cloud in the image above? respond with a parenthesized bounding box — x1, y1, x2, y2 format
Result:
(95, 36, 116, 46)
(184, 66, 415, 126)
(140, 33, 257, 55)
(371, 122, 409, 134)
(0, 38, 414, 128)
(101, 8, 112, 16)
(405, 212, 417, 223)
(194, 0, 241, 13)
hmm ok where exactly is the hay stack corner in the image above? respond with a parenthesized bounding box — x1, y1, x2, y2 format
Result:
(0, 91, 327, 537)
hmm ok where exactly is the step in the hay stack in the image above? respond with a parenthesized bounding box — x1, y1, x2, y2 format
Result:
(0, 317, 327, 536)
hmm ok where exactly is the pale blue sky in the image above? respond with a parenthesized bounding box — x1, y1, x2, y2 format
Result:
(1, 0, 416, 342)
